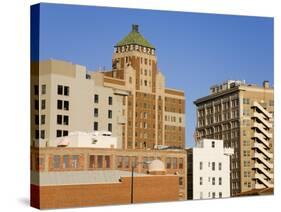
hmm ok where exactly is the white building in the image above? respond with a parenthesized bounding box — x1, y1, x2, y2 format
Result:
(187, 139, 234, 200)
(55, 131, 118, 148)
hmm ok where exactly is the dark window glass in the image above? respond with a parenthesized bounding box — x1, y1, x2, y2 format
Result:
(64, 86, 69, 96)
(108, 96, 113, 105)
(40, 130, 45, 139)
(64, 101, 69, 110)
(105, 156, 110, 168)
(57, 85, 63, 95)
(56, 130, 62, 137)
(35, 115, 39, 125)
(108, 123, 112, 132)
(94, 108, 98, 117)
(41, 100, 46, 110)
(94, 122, 98, 131)
(57, 115, 62, 125)
(89, 155, 95, 168)
(35, 130, 39, 139)
(108, 110, 112, 119)
(97, 155, 103, 168)
(34, 85, 39, 95)
(94, 94, 99, 103)
(57, 100, 63, 109)
(63, 130, 68, 136)
(41, 115, 45, 125)
(35, 100, 39, 110)
(63, 116, 69, 125)
(41, 84, 46, 94)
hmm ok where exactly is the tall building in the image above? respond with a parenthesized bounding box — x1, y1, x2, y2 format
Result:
(92, 24, 186, 150)
(31, 59, 128, 148)
(187, 139, 233, 200)
(194, 80, 274, 196)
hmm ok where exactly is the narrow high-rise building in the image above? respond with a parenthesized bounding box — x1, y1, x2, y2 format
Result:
(92, 24, 186, 150)
(194, 80, 274, 196)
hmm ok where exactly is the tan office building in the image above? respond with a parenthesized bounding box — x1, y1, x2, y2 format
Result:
(31, 60, 128, 148)
(91, 24, 186, 150)
(194, 80, 274, 196)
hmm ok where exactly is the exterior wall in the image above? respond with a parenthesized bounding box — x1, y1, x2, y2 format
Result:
(189, 139, 232, 200)
(31, 147, 187, 200)
(31, 175, 179, 209)
(194, 81, 274, 196)
(31, 60, 126, 148)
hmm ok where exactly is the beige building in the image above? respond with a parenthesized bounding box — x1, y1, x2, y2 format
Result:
(31, 60, 128, 148)
(91, 24, 186, 150)
(194, 80, 274, 196)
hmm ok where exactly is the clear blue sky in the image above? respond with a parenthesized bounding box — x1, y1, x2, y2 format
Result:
(34, 3, 274, 147)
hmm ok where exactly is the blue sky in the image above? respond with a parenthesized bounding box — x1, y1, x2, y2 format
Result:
(34, 3, 274, 147)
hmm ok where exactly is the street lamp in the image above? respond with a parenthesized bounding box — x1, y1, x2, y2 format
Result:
(130, 161, 151, 204)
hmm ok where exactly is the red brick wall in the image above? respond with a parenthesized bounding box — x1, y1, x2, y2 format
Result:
(31, 175, 179, 209)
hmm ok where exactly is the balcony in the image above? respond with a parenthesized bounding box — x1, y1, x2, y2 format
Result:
(253, 173, 273, 188)
(252, 122, 272, 139)
(252, 112, 272, 128)
(253, 163, 273, 179)
(253, 143, 273, 159)
(253, 153, 273, 169)
(252, 132, 270, 148)
(252, 101, 272, 119)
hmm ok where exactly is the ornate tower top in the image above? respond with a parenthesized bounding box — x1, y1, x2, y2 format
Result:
(115, 24, 155, 49)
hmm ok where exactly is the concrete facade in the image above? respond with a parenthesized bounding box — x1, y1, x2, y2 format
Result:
(194, 80, 274, 195)
(187, 139, 233, 200)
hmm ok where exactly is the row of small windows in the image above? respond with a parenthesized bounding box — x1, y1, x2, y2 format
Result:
(93, 122, 112, 132)
(57, 85, 70, 96)
(200, 192, 223, 199)
(94, 95, 113, 105)
(199, 177, 222, 186)
(165, 115, 182, 123)
(56, 130, 69, 137)
(199, 161, 222, 171)
(34, 85, 46, 95)
(57, 115, 69, 125)
(94, 109, 112, 119)
(57, 100, 69, 110)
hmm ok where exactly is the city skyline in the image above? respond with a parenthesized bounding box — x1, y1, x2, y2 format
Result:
(35, 3, 273, 147)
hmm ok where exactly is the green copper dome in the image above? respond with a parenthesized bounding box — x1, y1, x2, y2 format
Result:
(115, 24, 155, 49)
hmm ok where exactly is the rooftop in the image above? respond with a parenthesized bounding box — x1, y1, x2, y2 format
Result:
(115, 24, 155, 49)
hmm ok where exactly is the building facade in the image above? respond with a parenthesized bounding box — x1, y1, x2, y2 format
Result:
(31, 147, 187, 202)
(92, 24, 186, 150)
(194, 80, 274, 195)
(187, 139, 233, 200)
(31, 60, 128, 148)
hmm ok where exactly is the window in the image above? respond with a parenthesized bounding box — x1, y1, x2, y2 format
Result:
(144, 80, 147, 86)
(108, 123, 112, 132)
(53, 155, 60, 168)
(108, 96, 113, 105)
(116, 156, 122, 168)
(56, 130, 62, 137)
(89, 155, 95, 168)
(94, 94, 99, 103)
(40, 130, 45, 139)
(41, 84, 46, 94)
(219, 177, 222, 185)
(200, 177, 203, 185)
(212, 192, 216, 198)
(131, 156, 137, 168)
(219, 192, 222, 198)
(35, 100, 39, 110)
(41, 100, 46, 110)
(212, 177, 215, 185)
(179, 158, 183, 169)
(57, 100, 63, 110)
(166, 158, 171, 169)
(57, 115, 62, 125)
(97, 155, 103, 168)
(200, 161, 203, 170)
(212, 141, 215, 148)
(219, 162, 222, 170)
(57, 85, 63, 95)
(64, 101, 69, 110)
(105, 156, 110, 168)
(179, 177, 183, 186)
(35, 115, 39, 125)
(200, 192, 203, 199)
(64, 86, 69, 96)
(94, 108, 99, 117)
(41, 115, 45, 125)
(35, 130, 39, 139)
(94, 122, 98, 131)
(212, 162, 215, 171)
(172, 158, 177, 169)
(108, 110, 112, 119)
(124, 157, 129, 168)
(72, 155, 79, 168)
(63, 130, 68, 136)
(34, 85, 39, 95)
(63, 155, 69, 168)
